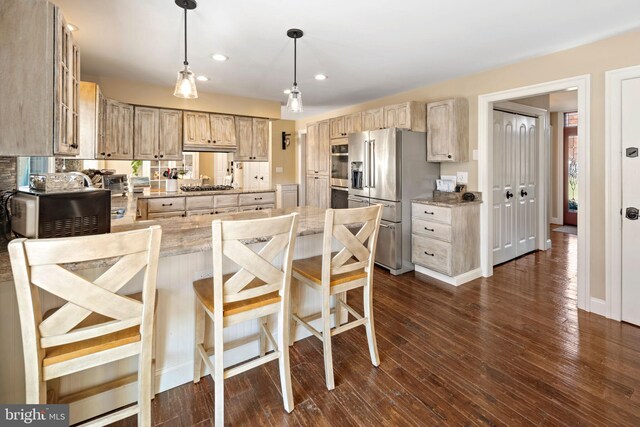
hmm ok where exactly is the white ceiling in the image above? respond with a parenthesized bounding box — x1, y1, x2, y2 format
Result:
(54, 0, 640, 119)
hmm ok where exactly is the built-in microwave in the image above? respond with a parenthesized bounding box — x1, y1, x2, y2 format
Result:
(331, 140, 349, 188)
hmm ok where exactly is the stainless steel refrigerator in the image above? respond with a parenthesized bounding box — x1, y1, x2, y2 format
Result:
(348, 128, 440, 275)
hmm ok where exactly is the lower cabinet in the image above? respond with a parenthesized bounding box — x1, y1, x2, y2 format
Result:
(306, 175, 329, 208)
(276, 184, 298, 208)
(137, 192, 275, 219)
(411, 201, 480, 280)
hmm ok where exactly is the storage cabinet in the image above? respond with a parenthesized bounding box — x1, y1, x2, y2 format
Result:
(384, 101, 426, 132)
(100, 99, 134, 160)
(305, 175, 329, 209)
(411, 201, 480, 281)
(330, 116, 345, 139)
(362, 108, 384, 131)
(426, 98, 469, 162)
(134, 107, 182, 160)
(235, 117, 269, 161)
(78, 82, 102, 159)
(0, 1, 81, 156)
(183, 111, 212, 150)
(209, 114, 236, 148)
(276, 184, 298, 208)
(344, 112, 363, 135)
(305, 120, 330, 208)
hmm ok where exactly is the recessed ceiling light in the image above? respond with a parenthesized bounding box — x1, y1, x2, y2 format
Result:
(314, 74, 328, 81)
(67, 23, 79, 32)
(283, 89, 291, 94)
(211, 54, 229, 62)
(196, 76, 209, 82)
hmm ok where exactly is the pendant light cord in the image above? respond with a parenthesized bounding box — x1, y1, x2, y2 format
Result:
(293, 36, 297, 86)
(183, 4, 189, 66)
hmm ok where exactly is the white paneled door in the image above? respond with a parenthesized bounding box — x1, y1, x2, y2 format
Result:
(492, 110, 538, 265)
(621, 77, 640, 326)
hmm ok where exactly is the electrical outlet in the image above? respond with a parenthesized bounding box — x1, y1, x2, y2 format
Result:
(195, 271, 212, 281)
(275, 166, 284, 173)
(456, 172, 468, 184)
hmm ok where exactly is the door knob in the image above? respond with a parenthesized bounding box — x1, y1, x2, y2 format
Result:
(626, 207, 640, 220)
(506, 191, 514, 199)
(521, 189, 528, 197)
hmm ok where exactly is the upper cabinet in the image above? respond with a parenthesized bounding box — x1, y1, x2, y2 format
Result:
(209, 114, 236, 148)
(183, 111, 212, 150)
(235, 117, 269, 161)
(306, 121, 330, 175)
(100, 99, 134, 160)
(426, 98, 469, 163)
(0, 1, 81, 156)
(78, 82, 102, 160)
(330, 112, 363, 139)
(384, 101, 426, 132)
(330, 116, 345, 139)
(362, 108, 384, 131)
(134, 107, 182, 161)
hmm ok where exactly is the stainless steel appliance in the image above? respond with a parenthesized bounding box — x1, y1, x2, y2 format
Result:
(331, 185, 348, 209)
(102, 174, 129, 196)
(331, 140, 349, 188)
(11, 187, 111, 239)
(348, 128, 440, 274)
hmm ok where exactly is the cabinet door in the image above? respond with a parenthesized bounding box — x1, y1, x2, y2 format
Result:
(183, 111, 211, 148)
(317, 120, 331, 175)
(54, 11, 80, 156)
(344, 112, 362, 135)
(97, 93, 108, 157)
(363, 108, 384, 131)
(316, 175, 329, 209)
(159, 109, 182, 160)
(396, 102, 410, 129)
(252, 118, 269, 161)
(330, 116, 345, 139)
(210, 114, 236, 147)
(183, 112, 199, 147)
(306, 123, 318, 174)
(235, 116, 253, 160)
(104, 99, 134, 159)
(305, 175, 316, 206)
(427, 100, 454, 162)
(384, 105, 398, 129)
(134, 107, 159, 160)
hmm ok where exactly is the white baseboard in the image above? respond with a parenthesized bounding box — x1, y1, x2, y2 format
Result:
(546, 239, 552, 250)
(415, 265, 482, 286)
(590, 297, 607, 317)
(550, 217, 562, 225)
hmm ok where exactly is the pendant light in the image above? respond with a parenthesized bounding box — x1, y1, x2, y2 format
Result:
(286, 29, 303, 113)
(174, 0, 198, 99)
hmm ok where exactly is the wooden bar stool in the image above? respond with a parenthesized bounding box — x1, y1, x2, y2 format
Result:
(8, 226, 162, 426)
(192, 213, 298, 426)
(291, 205, 383, 390)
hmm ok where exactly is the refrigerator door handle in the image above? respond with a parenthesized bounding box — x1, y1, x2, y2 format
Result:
(363, 139, 369, 188)
(370, 139, 376, 188)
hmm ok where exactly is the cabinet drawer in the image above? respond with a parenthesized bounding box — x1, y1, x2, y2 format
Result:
(148, 211, 185, 219)
(214, 207, 238, 214)
(412, 235, 451, 275)
(185, 209, 214, 217)
(412, 203, 451, 224)
(185, 196, 214, 210)
(148, 197, 186, 212)
(412, 219, 452, 242)
(239, 192, 275, 206)
(214, 194, 239, 208)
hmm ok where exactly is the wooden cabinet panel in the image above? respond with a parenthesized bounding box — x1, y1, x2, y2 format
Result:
(344, 112, 362, 135)
(213, 194, 239, 208)
(330, 116, 345, 139)
(252, 118, 269, 161)
(78, 82, 100, 159)
(317, 120, 331, 175)
(239, 192, 275, 206)
(384, 102, 425, 131)
(134, 107, 159, 160)
(412, 235, 452, 275)
(148, 197, 186, 213)
(305, 174, 329, 208)
(235, 116, 253, 161)
(362, 108, 384, 131)
(159, 109, 182, 160)
(185, 195, 214, 210)
(183, 111, 211, 149)
(427, 98, 468, 162)
(209, 114, 236, 147)
(102, 99, 133, 160)
(306, 123, 318, 174)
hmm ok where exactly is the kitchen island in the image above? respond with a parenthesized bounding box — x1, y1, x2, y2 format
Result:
(0, 206, 342, 424)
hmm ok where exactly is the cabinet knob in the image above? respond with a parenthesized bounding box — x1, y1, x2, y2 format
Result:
(260, 176, 264, 180)
(254, 176, 258, 179)
(100, 152, 106, 156)
(207, 140, 211, 143)
(447, 154, 452, 159)
(213, 140, 217, 144)
(154, 155, 158, 158)
(107, 153, 112, 157)
(424, 251, 435, 257)
(424, 227, 434, 232)
(159, 154, 164, 159)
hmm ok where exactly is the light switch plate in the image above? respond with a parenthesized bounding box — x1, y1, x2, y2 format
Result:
(456, 171, 468, 184)
(275, 166, 284, 173)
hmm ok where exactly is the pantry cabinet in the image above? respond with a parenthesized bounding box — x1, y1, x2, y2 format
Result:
(426, 98, 469, 162)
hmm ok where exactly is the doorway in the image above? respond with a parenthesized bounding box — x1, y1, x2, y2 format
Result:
(563, 112, 578, 227)
(478, 75, 591, 311)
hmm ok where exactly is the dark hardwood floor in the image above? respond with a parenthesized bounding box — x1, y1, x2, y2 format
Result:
(112, 231, 640, 426)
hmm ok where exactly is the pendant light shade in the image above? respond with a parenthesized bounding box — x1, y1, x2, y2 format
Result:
(286, 29, 303, 113)
(174, 0, 198, 99)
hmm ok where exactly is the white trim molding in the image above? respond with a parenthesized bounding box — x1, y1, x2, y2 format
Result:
(415, 265, 483, 286)
(605, 65, 640, 321)
(478, 75, 591, 311)
(590, 298, 607, 318)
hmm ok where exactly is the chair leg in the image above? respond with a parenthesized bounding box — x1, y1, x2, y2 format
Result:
(278, 302, 294, 412)
(321, 291, 335, 390)
(289, 278, 299, 346)
(363, 283, 380, 367)
(47, 378, 60, 404)
(138, 335, 153, 426)
(152, 313, 157, 398)
(334, 292, 347, 327)
(214, 319, 225, 427)
(193, 302, 206, 384)
(259, 316, 268, 356)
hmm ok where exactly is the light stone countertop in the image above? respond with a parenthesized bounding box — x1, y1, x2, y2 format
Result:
(135, 187, 275, 199)
(411, 198, 483, 207)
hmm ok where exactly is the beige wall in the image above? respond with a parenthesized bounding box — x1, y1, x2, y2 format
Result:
(84, 75, 281, 119)
(270, 120, 297, 185)
(296, 28, 640, 301)
(199, 153, 215, 181)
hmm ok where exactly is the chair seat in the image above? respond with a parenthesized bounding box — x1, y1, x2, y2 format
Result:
(193, 276, 281, 316)
(292, 254, 367, 287)
(42, 292, 146, 367)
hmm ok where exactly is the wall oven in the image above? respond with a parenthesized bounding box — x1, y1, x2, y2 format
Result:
(330, 140, 349, 188)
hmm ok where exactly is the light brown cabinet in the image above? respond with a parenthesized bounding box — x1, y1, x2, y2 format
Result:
(305, 175, 329, 209)
(426, 98, 469, 162)
(183, 111, 212, 150)
(0, 1, 82, 156)
(362, 108, 384, 131)
(306, 123, 319, 175)
(330, 116, 345, 139)
(384, 101, 426, 132)
(100, 99, 134, 160)
(235, 117, 269, 161)
(78, 82, 102, 159)
(209, 114, 236, 148)
(134, 107, 182, 160)
(305, 121, 330, 175)
(330, 112, 363, 139)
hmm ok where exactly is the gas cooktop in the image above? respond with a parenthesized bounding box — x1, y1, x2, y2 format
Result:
(180, 185, 234, 192)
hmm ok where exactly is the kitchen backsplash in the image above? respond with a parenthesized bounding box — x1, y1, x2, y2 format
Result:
(0, 157, 17, 192)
